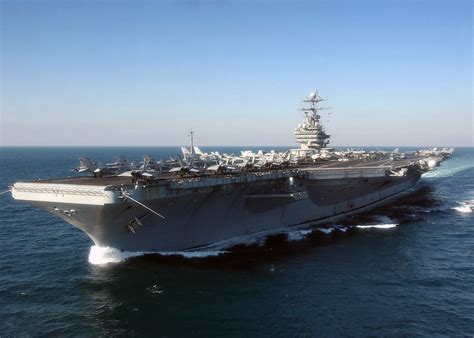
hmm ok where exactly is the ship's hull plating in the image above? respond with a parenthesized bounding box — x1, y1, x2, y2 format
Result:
(27, 172, 420, 252)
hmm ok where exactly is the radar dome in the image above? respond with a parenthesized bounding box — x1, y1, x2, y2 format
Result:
(308, 92, 317, 100)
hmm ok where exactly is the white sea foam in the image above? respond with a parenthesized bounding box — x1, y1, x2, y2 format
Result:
(287, 229, 313, 241)
(356, 223, 398, 229)
(158, 250, 226, 258)
(452, 201, 473, 214)
(452, 205, 472, 213)
(146, 284, 165, 296)
(88, 245, 149, 265)
(88, 245, 228, 265)
(422, 164, 474, 178)
(318, 227, 335, 234)
(232, 235, 267, 247)
(355, 216, 398, 229)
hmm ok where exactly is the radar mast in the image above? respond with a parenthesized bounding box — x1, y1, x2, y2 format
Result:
(293, 90, 331, 151)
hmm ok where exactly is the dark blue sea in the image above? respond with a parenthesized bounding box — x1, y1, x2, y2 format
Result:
(1, 147, 473, 336)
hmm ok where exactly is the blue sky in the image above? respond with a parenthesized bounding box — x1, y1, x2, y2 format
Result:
(1, 0, 472, 147)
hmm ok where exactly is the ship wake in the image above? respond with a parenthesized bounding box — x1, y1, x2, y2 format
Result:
(422, 163, 473, 178)
(88, 245, 228, 265)
(88, 217, 399, 265)
(356, 223, 397, 229)
(89, 246, 149, 265)
(452, 200, 474, 214)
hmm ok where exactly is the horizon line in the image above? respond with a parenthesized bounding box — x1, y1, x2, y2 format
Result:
(0, 145, 471, 148)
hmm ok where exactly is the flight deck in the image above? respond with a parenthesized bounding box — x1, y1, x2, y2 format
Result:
(22, 154, 434, 188)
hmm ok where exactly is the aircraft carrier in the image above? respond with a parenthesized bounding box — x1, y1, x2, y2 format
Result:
(11, 91, 453, 253)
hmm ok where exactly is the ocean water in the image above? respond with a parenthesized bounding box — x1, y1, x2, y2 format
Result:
(0, 147, 473, 335)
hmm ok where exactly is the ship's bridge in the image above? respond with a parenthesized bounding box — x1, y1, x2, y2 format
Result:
(292, 91, 331, 155)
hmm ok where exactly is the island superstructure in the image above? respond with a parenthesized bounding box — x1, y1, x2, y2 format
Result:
(293, 91, 330, 149)
(11, 91, 454, 253)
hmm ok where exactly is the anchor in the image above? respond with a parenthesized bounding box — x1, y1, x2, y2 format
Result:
(127, 216, 145, 234)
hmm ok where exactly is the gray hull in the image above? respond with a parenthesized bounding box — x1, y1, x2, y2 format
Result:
(28, 171, 420, 252)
